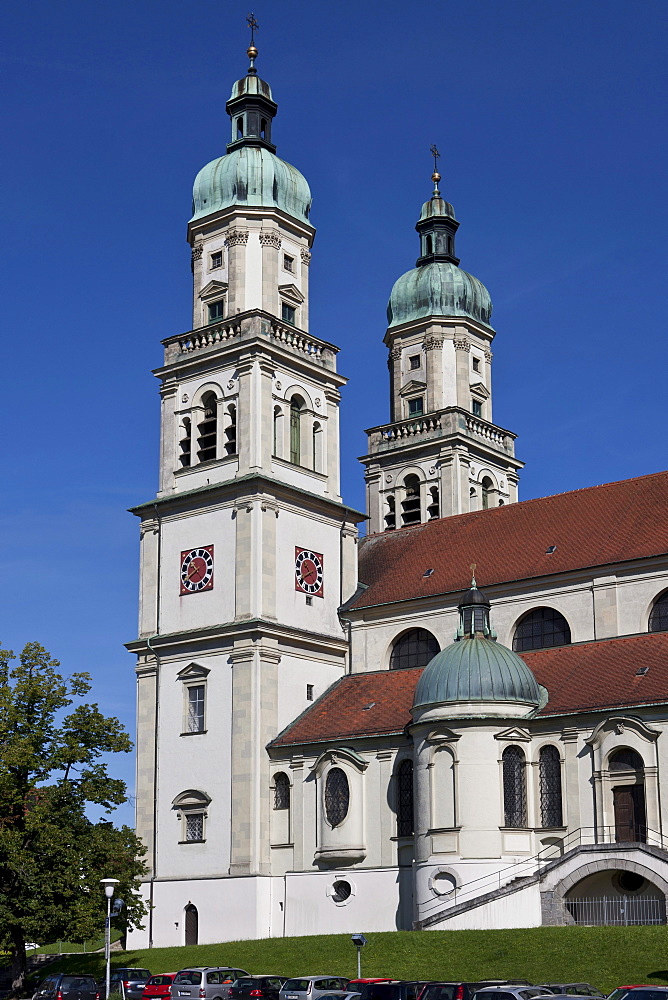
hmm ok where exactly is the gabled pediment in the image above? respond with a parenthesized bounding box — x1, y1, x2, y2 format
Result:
(427, 727, 461, 744)
(399, 380, 427, 396)
(278, 283, 305, 304)
(470, 381, 490, 399)
(177, 662, 210, 681)
(199, 280, 228, 300)
(495, 726, 532, 743)
(586, 715, 660, 749)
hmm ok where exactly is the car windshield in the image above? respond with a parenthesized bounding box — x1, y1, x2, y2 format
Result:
(283, 984, 312, 993)
(174, 974, 202, 986)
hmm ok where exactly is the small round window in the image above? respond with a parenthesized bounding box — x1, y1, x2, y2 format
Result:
(332, 879, 351, 902)
(324, 767, 349, 827)
(615, 871, 645, 893)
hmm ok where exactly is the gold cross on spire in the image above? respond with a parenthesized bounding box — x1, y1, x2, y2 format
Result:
(429, 144, 441, 196)
(247, 12, 259, 44)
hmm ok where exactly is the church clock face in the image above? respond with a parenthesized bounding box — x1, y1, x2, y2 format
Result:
(180, 545, 214, 595)
(295, 547, 324, 597)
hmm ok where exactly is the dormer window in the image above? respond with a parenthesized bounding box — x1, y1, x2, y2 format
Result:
(283, 254, 294, 273)
(208, 299, 225, 323)
(210, 251, 223, 270)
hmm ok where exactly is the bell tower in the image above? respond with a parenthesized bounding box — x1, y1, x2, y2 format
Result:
(360, 160, 524, 534)
(129, 29, 362, 947)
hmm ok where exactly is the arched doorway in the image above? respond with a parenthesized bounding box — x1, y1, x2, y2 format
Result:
(184, 903, 198, 945)
(609, 748, 646, 843)
(564, 868, 665, 925)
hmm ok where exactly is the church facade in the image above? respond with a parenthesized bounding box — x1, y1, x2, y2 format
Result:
(126, 44, 668, 948)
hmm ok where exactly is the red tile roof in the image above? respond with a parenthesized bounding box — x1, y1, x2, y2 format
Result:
(351, 471, 668, 610)
(270, 631, 668, 747)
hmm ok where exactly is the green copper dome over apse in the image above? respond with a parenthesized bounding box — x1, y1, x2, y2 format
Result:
(190, 48, 312, 226)
(413, 583, 544, 713)
(387, 184, 492, 328)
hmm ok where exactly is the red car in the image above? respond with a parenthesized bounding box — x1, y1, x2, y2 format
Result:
(347, 986, 395, 993)
(143, 976, 177, 1000)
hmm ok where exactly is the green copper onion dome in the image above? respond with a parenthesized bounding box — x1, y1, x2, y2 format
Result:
(387, 178, 492, 328)
(190, 44, 312, 226)
(413, 582, 544, 712)
(191, 148, 312, 224)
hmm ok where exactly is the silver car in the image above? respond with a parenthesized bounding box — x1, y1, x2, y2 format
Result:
(474, 990, 555, 1000)
(171, 969, 250, 1000)
(280, 979, 350, 1000)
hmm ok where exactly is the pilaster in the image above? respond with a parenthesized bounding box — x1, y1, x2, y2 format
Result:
(300, 248, 311, 331)
(225, 228, 249, 314)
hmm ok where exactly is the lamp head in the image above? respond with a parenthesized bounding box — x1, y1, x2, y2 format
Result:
(351, 933, 367, 948)
(100, 877, 120, 899)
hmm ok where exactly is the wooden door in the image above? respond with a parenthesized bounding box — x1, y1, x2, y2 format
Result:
(185, 904, 198, 945)
(614, 785, 646, 842)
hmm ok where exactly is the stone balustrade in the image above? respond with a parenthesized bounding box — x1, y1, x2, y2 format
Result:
(366, 407, 516, 455)
(163, 321, 241, 361)
(269, 320, 336, 369)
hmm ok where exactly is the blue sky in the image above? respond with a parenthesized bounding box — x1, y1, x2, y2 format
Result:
(0, 0, 665, 825)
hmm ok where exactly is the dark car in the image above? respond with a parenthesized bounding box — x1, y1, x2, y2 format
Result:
(144, 978, 177, 1000)
(98, 970, 152, 1000)
(228, 979, 288, 1000)
(420, 983, 533, 1000)
(358, 983, 434, 1000)
(34, 975, 98, 1000)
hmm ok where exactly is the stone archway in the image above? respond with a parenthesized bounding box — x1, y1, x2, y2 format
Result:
(541, 849, 668, 925)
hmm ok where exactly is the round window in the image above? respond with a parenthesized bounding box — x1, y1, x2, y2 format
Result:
(616, 871, 645, 893)
(332, 880, 352, 903)
(431, 871, 457, 896)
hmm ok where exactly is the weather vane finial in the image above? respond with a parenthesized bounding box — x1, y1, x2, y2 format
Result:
(429, 144, 441, 197)
(246, 12, 259, 73)
(470, 562, 477, 588)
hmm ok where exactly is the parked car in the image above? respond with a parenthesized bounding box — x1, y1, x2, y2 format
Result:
(97, 970, 152, 1000)
(602, 992, 668, 1000)
(228, 979, 288, 1000)
(420, 983, 533, 1000)
(357, 983, 434, 1000)
(473, 988, 552, 1000)
(280, 979, 350, 1000)
(347, 987, 395, 994)
(172, 970, 250, 1000)
(144, 978, 177, 1000)
(607, 989, 654, 1000)
(34, 974, 98, 1000)
(539, 988, 604, 997)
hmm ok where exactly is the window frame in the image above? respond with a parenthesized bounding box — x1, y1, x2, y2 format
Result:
(281, 302, 296, 326)
(183, 683, 206, 735)
(210, 250, 223, 270)
(390, 628, 440, 670)
(512, 606, 572, 652)
(208, 298, 225, 323)
(407, 396, 424, 417)
(283, 253, 295, 273)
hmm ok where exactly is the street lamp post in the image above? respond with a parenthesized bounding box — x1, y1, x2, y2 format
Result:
(100, 879, 120, 1000)
(350, 934, 367, 978)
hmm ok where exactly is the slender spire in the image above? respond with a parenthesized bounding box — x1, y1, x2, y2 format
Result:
(246, 12, 259, 75)
(430, 144, 441, 198)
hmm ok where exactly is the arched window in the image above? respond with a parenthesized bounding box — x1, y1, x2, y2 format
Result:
(196, 393, 217, 463)
(290, 396, 303, 465)
(312, 421, 323, 472)
(236, 116, 243, 139)
(401, 473, 421, 525)
(513, 607, 571, 652)
(396, 759, 414, 837)
(260, 117, 266, 139)
(649, 592, 668, 633)
(425, 234, 433, 255)
(324, 767, 349, 827)
(224, 403, 237, 456)
(428, 486, 439, 520)
(481, 476, 493, 509)
(273, 405, 283, 458)
(502, 745, 526, 828)
(184, 903, 198, 946)
(609, 748, 644, 772)
(390, 629, 439, 670)
(539, 745, 563, 828)
(274, 772, 290, 810)
(384, 495, 396, 531)
(179, 418, 191, 468)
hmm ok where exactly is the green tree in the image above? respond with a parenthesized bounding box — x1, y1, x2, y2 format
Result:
(0, 642, 147, 992)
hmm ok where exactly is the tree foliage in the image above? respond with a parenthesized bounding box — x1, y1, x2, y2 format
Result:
(0, 642, 147, 991)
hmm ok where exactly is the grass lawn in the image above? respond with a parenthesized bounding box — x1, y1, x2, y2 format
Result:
(26, 926, 668, 993)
